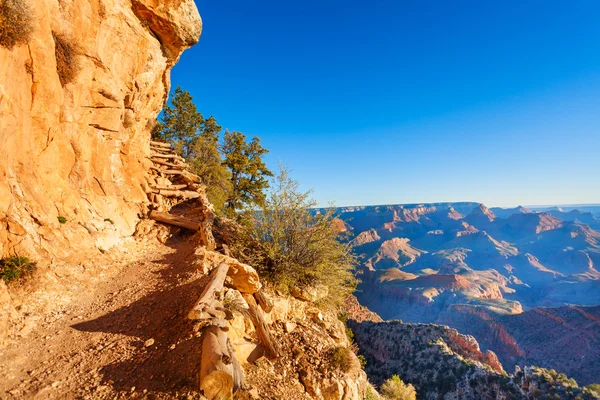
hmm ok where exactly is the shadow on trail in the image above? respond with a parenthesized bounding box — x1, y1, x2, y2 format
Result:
(72, 235, 211, 395)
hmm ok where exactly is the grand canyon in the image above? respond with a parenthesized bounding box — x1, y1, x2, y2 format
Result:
(335, 202, 600, 385)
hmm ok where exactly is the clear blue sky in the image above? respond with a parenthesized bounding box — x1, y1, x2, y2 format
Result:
(171, 0, 600, 207)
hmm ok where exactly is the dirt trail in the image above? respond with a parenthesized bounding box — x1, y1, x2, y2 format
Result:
(0, 237, 210, 399)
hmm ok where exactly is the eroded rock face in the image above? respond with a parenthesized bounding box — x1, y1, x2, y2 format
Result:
(0, 0, 201, 260)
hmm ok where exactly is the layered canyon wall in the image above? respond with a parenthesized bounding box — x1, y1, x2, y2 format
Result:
(0, 0, 201, 260)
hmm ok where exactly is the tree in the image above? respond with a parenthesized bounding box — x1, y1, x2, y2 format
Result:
(380, 375, 417, 400)
(238, 165, 358, 307)
(153, 86, 203, 159)
(188, 116, 231, 213)
(153, 88, 231, 212)
(222, 130, 273, 218)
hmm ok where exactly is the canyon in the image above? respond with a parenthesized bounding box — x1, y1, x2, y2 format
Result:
(336, 202, 600, 385)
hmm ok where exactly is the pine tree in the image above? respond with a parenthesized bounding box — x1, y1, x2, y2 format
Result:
(153, 88, 231, 212)
(189, 116, 231, 213)
(154, 86, 203, 159)
(222, 130, 273, 218)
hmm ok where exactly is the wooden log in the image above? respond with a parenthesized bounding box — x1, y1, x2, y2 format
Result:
(150, 152, 185, 161)
(150, 166, 183, 176)
(151, 184, 188, 191)
(195, 248, 262, 294)
(242, 293, 280, 360)
(151, 158, 187, 169)
(189, 263, 229, 320)
(157, 189, 201, 199)
(254, 289, 274, 313)
(150, 140, 172, 148)
(149, 210, 201, 231)
(199, 326, 235, 399)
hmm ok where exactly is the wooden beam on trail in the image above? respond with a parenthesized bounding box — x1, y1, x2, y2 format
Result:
(149, 210, 201, 231)
(150, 152, 184, 161)
(150, 140, 172, 148)
(199, 325, 244, 399)
(151, 158, 187, 169)
(151, 184, 188, 191)
(189, 263, 229, 320)
(242, 293, 280, 360)
(254, 289, 274, 313)
(150, 166, 184, 176)
(156, 189, 201, 200)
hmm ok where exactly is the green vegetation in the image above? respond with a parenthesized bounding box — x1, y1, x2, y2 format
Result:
(0, 256, 35, 283)
(380, 375, 417, 400)
(238, 166, 358, 307)
(152, 87, 270, 214)
(221, 130, 272, 218)
(0, 0, 33, 49)
(53, 33, 79, 86)
(330, 346, 355, 373)
(57, 216, 67, 224)
(154, 88, 357, 306)
(364, 386, 380, 400)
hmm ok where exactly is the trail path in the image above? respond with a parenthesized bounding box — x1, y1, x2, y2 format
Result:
(0, 238, 209, 399)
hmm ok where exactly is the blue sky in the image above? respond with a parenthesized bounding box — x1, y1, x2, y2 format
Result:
(171, 1, 600, 207)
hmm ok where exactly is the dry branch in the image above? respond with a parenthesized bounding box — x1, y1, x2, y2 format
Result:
(242, 293, 280, 360)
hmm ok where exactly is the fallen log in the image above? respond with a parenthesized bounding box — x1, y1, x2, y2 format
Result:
(151, 184, 188, 191)
(242, 293, 280, 360)
(150, 152, 185, 161)
(199, 326, 243, 398)
(195, 248, 262, 294)
(150, 166, 183, 176)
(189, 263, 229, 320)
(156, 189, 201, 199)
(149, 210, 201, 231)
(150, 140, 172, 148)
(254, 289, 274, 313)
(151, 158, 187, 169)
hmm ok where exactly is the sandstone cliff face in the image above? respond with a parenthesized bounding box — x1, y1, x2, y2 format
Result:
(0, 0, 201, 260)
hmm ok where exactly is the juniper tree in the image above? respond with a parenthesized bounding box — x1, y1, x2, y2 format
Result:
(153, 86, 203, 159)
(222, 130, 273, 218)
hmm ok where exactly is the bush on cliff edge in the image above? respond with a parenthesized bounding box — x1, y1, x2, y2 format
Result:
(236, 165, 358, 308)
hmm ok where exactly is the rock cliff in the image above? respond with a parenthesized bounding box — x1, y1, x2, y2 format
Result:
(0, 0, 201, 260)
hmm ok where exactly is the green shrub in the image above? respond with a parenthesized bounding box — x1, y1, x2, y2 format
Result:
(587, 384, 600, 394)
(330, 346, 355, 373)
(239, 166, 358, 307)
(57, 216, 67, 224)
(0, 256, 35, 283)
(365, 386, 380, 400)
(380, 375, 417, 400)
(53, 33, 79, 86)
(0, 0, 33, 49)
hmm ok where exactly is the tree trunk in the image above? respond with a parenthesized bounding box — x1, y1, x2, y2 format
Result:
(242, 293, 280, 360)
(149, 210, 202, 231)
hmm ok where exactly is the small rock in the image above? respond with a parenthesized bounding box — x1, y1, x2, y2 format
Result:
(144, 338, 155, 347)
(284, 322, 297, 333)
(169, 344, 176, 350)
(248, 387, 260, 399)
